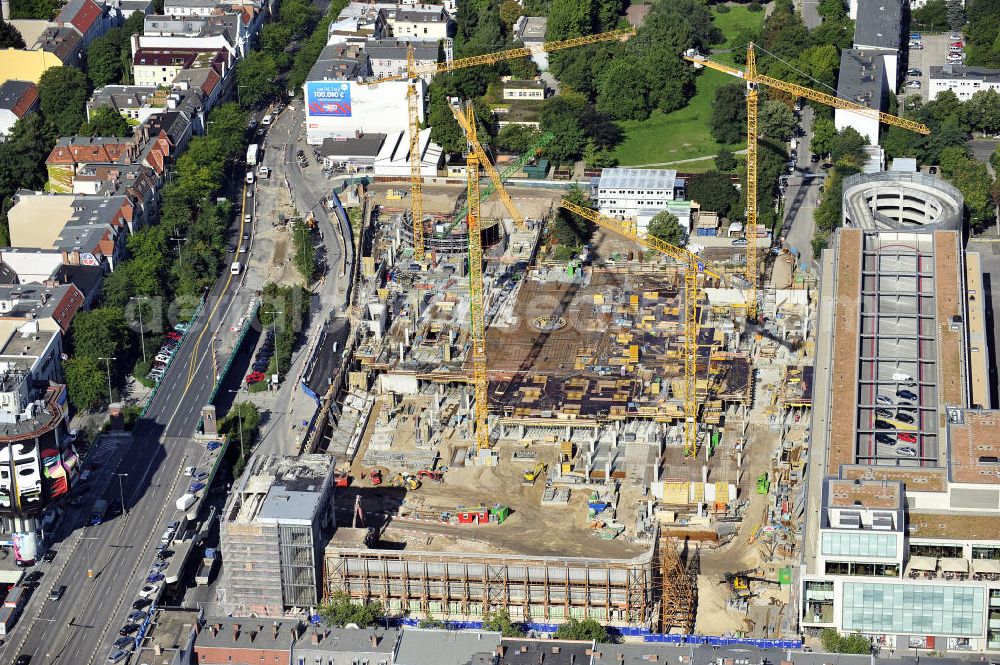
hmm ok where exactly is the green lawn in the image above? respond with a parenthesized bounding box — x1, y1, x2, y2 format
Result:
(610, 5, 765, 167)
(610, 69, 742, 166)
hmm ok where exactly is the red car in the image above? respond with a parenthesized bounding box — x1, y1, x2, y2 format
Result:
(951, 41, 963, 47)
(246, 371, 265, 384)
(165, 332, 182, 341)
(898, 433, 917, 444)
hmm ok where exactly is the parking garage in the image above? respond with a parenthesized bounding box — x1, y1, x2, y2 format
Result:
(824, 229, 971, 475)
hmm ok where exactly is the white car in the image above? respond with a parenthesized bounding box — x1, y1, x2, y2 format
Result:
(138, 583, 159, 598)
(896, 446, 918, 457)
(906, 80, 921, 89)
(244, 213, 252, 224)
(950, 33, 963, 40)
(154, 354, 171, 364)
(183, 466, 195, 477)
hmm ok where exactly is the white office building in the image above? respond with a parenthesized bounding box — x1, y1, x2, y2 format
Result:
(595, 168, 684, 221)
(929, 65, 1000, 101)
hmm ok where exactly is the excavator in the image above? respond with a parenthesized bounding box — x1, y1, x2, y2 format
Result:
(523, 462, 547, 485)
(722, 570, 781, 593)
(390, 473, 421, 490)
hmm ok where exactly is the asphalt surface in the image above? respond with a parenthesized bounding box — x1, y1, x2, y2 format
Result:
(0, 167, 256, 665)
(778, 107, 825, 268)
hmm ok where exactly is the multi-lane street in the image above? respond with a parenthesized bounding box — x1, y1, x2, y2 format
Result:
(0, 176, 257, 665)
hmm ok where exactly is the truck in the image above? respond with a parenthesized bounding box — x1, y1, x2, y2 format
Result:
(246, 143, 259, 166)
(195, 547, 217, 585)
(90, 499, 107, 526)
(176, 493, 196, 511)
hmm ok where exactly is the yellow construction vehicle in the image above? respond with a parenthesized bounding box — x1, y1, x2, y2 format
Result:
(523, 462, 547, 485)
(390, 474, 422, 490)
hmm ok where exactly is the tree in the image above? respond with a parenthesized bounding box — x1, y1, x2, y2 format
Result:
(964, 89, 1000, 136)
(220, 401, 261, 440)
(759, 0, 810, 61)
(79, 107, 132, 137)
(715, 148, 738, 172)
(495, 124, 542, 154)
(912, 0, 948, 30)
(820, 629, 872, 654)
(318, 592, 384, 628)
(0, 20, 25, 48)
(70, 307, 130, 361)
(236, 53, 280, 109)
(64, 355, 107, 410)
(291, 220, 316, 282)
(540, 92, 588, 163)
(761, 100, 796, 141)
(499, 0, 522, 28)
(686, 171, 740, 217)
(647, 212, 686, 246)
(583, 140, 617, 168)
(9, 0, 60, 19)
(86, 29, 125, 88)
(817, 0, 847, 21)
(553, 618, 609, 642)
(551, 185, 594, 248)
(38, 66, 91, 137)
(595, 58, 650, 121)
(808, 118, 838, 157)
(546, 0, 592, 40)
(991, 146, 1000, 175)
(830, 127, 868, 166)
(482, 608, 525, 637)
(709, 83, 747, 145)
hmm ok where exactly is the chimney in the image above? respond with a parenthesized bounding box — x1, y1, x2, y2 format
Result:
(272, 623, 279, 640)
(290, 626, 297, 641)
(370, 634, 379, 647)
(311, 630, 320, 644)
(215, 623, 222, 635)
(250, 628, 257, 642)
(233, 623, 240, 641)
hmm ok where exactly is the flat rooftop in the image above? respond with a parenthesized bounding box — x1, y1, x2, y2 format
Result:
(947, 410, 1000, 485)
(826, 230, 968, 476)
(138, 608, 199, 663)
(231, 453, 334, 524)
(826, 478, 902, 510)
(853, 0, 902, 50)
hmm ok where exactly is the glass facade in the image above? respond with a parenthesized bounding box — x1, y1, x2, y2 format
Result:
(842, 583, 984, 636)
(822, 531, 898, 558)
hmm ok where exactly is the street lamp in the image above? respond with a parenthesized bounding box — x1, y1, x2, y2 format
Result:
(115, 473, 128, 517)
(97, 356, 116, 405)
(130, 296, 150, 365)
(170, 236, 187, 269)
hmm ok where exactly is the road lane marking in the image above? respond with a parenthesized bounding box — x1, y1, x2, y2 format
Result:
(186, 179, 249, 389)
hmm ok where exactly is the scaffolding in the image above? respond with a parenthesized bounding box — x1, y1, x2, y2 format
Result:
(659, 533, 695, 634)
(324, 539, 658, 628)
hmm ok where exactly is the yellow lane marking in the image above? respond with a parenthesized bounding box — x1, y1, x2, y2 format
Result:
(185, 179, 249, 390)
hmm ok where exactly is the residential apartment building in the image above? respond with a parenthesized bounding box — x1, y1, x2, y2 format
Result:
(929, 64, 1000, 101)
(834, 48, 887, 144)
(381, 4, 451, 41)
(0, 80, 39, 137)
(364, 38, 438, 79)
(132, 45, 231, 87)
(595, 168, 684, 221)
(502, 79, 545, 100)
(221, 454, 336, 616)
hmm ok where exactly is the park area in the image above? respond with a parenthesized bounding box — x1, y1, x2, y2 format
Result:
(610, 5, 765, 168)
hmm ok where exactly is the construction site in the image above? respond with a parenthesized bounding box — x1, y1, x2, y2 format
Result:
(302, 35, 913, 638)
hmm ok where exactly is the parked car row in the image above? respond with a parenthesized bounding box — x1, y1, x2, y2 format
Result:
(246, 329, 275, 385)
(146, 327, 188, 383)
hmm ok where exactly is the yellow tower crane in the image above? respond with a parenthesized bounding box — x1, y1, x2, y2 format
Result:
(359, 26, 636, 261)
(681, 44, 930, 319)
(461, 102, 490, 450)
(559, 199, 742, 457)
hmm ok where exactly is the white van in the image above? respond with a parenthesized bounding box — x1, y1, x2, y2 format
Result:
(261, 114, 273, 126)
(245, 171, 255, 185)
(230, 262, 242, 275)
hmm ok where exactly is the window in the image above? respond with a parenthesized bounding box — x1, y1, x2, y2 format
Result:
(821, 531, 897, 558)
(909, 543, 964, 559)
(841, 582, 984, 635)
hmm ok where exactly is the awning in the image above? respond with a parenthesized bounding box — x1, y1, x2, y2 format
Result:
(907, 556, 938, 571)
(972, 558, 1000, 574)
(941, 558, 969, 573)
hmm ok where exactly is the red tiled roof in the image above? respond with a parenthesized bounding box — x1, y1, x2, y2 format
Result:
(70, 0, 103, 36)
(11, 84, 38, 118)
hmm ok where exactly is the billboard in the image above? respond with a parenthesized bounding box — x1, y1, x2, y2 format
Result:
(306, 81, 352, 117)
